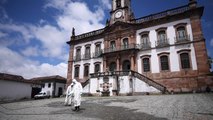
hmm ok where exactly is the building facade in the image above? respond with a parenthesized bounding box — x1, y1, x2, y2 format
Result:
(67, 0, 212, 96)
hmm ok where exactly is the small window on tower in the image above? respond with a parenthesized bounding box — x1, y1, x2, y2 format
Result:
(116, 0, 121, 8)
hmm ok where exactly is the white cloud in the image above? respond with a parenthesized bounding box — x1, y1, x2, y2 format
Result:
(99, 0, 111, 10)
(44, 0, 105, 35)
(0, 0, 107, 78)
(0, 46, 67, 79)
(21, 46, 39, 57)
(210, 38, 213, 47)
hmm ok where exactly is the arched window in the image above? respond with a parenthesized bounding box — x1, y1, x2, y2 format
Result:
(94, 64, 100, 73)
(174, 23, 189, 43)
(74, 66, 80, 78)
(141, 34, 149, 44)
(180, 53, 190, 69)
(110, 41, 116, 51)
(143, 58, 150, 72)
(85, 46, 91, 59)
(158, 30, 166, 43)
(109, 62, 116, 72)
(160, 55, 169, 71)
(123, 38, 129, 49)
(177, 27, 186, 39)
(116, 0, 121, 8)
(76, 48, 81, 61)
(84, 65, 89, 77)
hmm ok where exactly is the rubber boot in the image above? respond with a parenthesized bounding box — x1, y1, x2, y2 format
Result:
(72, 106, 77, 111)
(77, 106, 80, 111)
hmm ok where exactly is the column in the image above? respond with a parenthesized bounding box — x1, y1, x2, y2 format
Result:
(131, 55, 135, 71)
(116, 56, 120, 71)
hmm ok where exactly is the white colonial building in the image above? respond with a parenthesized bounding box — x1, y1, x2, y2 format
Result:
(31, 75, 66, 97)
(66, 0, 212, 96)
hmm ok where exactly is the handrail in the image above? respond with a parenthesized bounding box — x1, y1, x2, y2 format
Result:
(103, 43, 140, 54)
(130, 71, 166, 92)
(131, 5, 189, 24)
(75, 28, 105, 40)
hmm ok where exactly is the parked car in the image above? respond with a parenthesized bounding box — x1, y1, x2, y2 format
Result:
(34, 92, 50, 99)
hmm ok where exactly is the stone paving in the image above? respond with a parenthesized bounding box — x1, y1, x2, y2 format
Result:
(0, 94, 213, 120)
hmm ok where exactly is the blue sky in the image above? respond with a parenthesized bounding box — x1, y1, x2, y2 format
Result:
(0, 0, 212, 79)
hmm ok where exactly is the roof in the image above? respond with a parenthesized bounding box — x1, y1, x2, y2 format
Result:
(31, 75, 66, 83)
(67, 4, 203, 44)
(0, 73, 40, 84)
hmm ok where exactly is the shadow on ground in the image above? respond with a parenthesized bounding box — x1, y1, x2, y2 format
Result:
(48, 101, 168, 120)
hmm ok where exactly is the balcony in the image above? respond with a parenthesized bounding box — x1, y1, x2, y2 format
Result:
(175, 35, 190, 44)
(103, 43, 139, 54)
(156, 38, 170, 48)
(140, 42, 151, 50)
(93, 51, 102, 58)
(73, 55, 81, 62)
(82, 54, 91, 60)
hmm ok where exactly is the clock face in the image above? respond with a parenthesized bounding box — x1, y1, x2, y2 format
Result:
(115, 11, 122, 18)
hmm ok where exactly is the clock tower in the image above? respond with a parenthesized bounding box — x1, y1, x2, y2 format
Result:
(110, 0, 134, 25)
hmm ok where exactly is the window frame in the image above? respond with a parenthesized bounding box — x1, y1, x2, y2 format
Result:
(157, 52, 170, 72)
(74, 65, 80, 78)
(140, 55, 151, 73)
(84, 63, 90, 77)
(177, 49, 192, 70)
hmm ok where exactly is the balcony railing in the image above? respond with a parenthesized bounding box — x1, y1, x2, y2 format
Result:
(82, 54, 91, 60)
(156, 38, 170, 48)
(175, 35, 190, 44)
(103, 43, 139, 54)
(132, 5, 189, 24)
(74, 55, 81, 62)
(140, 42, 151, 50)
(93, 51, 102, 58)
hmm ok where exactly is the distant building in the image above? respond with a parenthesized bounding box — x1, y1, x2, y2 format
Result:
(0, 73, 40, 102)
(66, 0, 213, 96)
(31, 76, 66, 97)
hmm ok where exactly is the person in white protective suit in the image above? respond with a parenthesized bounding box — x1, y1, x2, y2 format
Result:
(64, 83, 74, 106)
(72, 79, 83, 111)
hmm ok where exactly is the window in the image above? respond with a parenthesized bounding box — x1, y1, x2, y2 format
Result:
(76, 48, 81, 61)
(95, 44, 101, 57)
(180, 53, 190, 69)
(141, 34, 149, 44)
(95, 64, 100, 73)
(123, 38, 129, 49)
(177, 27, 186, 38)
(143, 58, 150, 72)
(48, 83, 51, 88)
(74, 66, 80, 78)
(109, 62, 116, 72)
(84, 65, 89, 77)
(158, 30, 166, 42)
(85, 46, 91, 59)
(110, 41, 116, 51)
(160, 56, 169, 71)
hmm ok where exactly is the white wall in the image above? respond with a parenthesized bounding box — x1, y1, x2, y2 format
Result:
(41, 82, 53, 96)
(134, 78, 160, 93)
(136, 19, 198, 74)
(55, 83, 65, 96)
(0, 80, 32, 101)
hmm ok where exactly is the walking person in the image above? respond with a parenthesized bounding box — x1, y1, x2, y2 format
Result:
(72, 79, 83, 111)
(64, 83, 74, 106)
